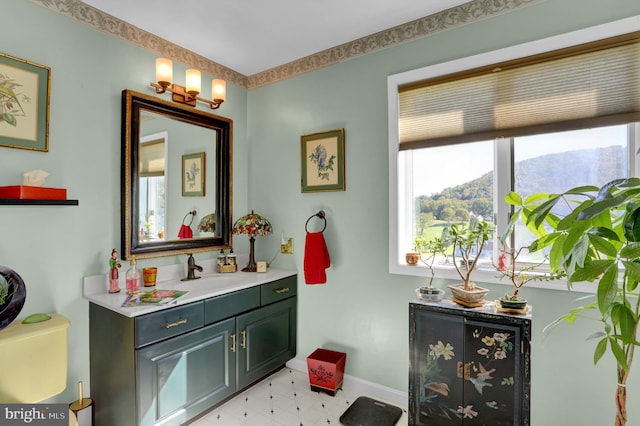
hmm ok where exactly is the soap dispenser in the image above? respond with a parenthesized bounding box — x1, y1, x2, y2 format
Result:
(217, 249, 227, 267)
(126, 255, 141, 294)
(227, 249, 236, 266)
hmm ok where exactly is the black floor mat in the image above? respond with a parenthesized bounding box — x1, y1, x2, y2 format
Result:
(339, 396, 403, 426)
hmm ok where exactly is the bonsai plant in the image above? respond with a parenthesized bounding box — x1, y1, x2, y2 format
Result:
(506, 178, 640, 426)
(414, 236, 447, 300)
(494, 200, 550, 310)
(445, 217, 494, 306)
(494, 238, 545, 310)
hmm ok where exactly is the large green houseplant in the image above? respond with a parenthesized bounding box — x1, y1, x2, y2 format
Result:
(506, 178, 640, 426)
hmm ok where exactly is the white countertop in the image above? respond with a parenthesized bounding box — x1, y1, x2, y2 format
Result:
(83, 258, 297, 318)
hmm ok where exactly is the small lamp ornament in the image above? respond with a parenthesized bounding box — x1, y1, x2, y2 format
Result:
(197, 213, 216, 234)
(232, 210, 272, 272)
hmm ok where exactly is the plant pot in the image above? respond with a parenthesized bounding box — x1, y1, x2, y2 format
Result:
(448, 283, 489, 307)
(416, 287, 444, 302)
(498, 297, 527, 310)
(0, 266, 26, 331)
(405, 252, 420, 266)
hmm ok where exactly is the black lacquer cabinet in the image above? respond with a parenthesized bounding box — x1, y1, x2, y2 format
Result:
(409, 299, 531, 425)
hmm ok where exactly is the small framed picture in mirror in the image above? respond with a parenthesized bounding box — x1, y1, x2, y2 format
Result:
(182, 152, 205, 196)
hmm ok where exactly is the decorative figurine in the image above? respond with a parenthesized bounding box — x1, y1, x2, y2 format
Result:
(109, 249, 122, 293)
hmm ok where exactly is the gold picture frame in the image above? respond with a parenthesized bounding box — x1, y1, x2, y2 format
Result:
(0, 52, 51, 152)
(182, 152, 206, 196)
(301, 128, 345, 193)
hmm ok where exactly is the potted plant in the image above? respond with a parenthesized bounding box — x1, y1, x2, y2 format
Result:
(493, 199, 549, 311)
(445, 217, 494, 306)
(414, 236, 447, 301)
(494, 239, 545, 310)
(507, 178, 640, 426)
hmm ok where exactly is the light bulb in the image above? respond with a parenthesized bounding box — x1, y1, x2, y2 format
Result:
(185, 69, 201, 95)
(155, 58, 173, 86)
(212, 79, 226, 102)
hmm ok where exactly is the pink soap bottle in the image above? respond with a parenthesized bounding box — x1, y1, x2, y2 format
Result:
(125, 255, 141, 294)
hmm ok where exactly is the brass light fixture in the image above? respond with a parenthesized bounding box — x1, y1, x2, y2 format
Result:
(150, 58, 226, 110)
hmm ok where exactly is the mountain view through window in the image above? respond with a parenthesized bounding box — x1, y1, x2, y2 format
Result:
(410, 125, 628, 260)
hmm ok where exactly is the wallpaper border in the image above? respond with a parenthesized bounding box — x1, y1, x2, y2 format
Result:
(247, 0, 544, 89)
(27, 0, 543, 89)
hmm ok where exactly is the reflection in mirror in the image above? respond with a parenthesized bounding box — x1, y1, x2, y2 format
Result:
(122, 89, 233, 259)
(139, 130, 167, 241)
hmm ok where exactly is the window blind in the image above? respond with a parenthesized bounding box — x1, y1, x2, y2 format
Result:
(139, 139, 165, 177)
(398, 33, 640, 150)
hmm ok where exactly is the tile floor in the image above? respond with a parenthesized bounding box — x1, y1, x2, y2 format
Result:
(190, 367, 408, 426)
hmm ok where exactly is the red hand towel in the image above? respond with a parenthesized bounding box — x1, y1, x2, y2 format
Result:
(304, 232, 331, 284)
(177, 224, 193, 239)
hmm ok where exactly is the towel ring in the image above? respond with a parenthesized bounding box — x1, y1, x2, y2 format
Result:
(305, 210, 326, 233)
(182, 210, 196, 226)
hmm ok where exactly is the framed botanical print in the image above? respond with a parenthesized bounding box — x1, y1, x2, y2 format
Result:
(301, 128, 345, 193)
(182, 152, 205, 196)
(0, 52, 51, 151)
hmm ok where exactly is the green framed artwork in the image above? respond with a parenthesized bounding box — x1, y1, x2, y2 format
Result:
(182, 152, 206, 196)
(301, 128, 345, 193)
(0, 52, 51, 151)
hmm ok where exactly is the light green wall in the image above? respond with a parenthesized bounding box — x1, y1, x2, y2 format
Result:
(0, 0, 249, 404)
(3, 0, 640, 424)
(247, 1, 640, 425)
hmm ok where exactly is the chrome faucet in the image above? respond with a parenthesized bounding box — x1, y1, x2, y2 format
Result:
(181, 253, 203, 281)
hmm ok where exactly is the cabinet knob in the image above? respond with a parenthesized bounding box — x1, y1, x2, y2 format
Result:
(457, 361, 463, 378)
(275, 288, 290, 294)
(231, 333, 236, 353)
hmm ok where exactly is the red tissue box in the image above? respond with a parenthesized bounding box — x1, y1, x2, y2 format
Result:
(0, 185, 67, 200)
(307, 348, 347, 396)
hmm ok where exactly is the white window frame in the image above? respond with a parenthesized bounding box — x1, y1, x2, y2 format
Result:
(388, 15, 640, 293)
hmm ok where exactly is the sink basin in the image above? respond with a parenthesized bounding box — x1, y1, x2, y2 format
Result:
(167, 273, 248, 295)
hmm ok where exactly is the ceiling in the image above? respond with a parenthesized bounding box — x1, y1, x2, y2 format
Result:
(81, 0, 471, 76)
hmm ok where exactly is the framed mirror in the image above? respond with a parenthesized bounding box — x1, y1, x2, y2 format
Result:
(121, 89, 232, 259)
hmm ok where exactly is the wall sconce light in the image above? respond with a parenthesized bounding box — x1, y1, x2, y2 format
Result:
(150, 58, 226, 110)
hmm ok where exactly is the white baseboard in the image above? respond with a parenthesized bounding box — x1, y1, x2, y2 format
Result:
(286, 358, 408, 409)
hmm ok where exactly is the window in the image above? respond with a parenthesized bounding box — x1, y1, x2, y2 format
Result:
(139, 175, 165, 240)
(139, 132, 167, 241)
(512, 126, 630, 262)
(406, 125, 633, 267)
(388, 17, 640, 288)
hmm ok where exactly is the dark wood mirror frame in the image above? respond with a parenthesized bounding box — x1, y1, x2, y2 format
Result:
(121, 89, 233, 259)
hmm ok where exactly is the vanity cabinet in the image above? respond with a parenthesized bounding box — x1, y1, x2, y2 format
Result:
(409, 300, 531, 426)
(89, 275, 297, 426)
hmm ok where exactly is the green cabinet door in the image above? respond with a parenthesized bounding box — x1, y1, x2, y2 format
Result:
(137, 318, 237, 426)
(236, 297, 297, 389)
